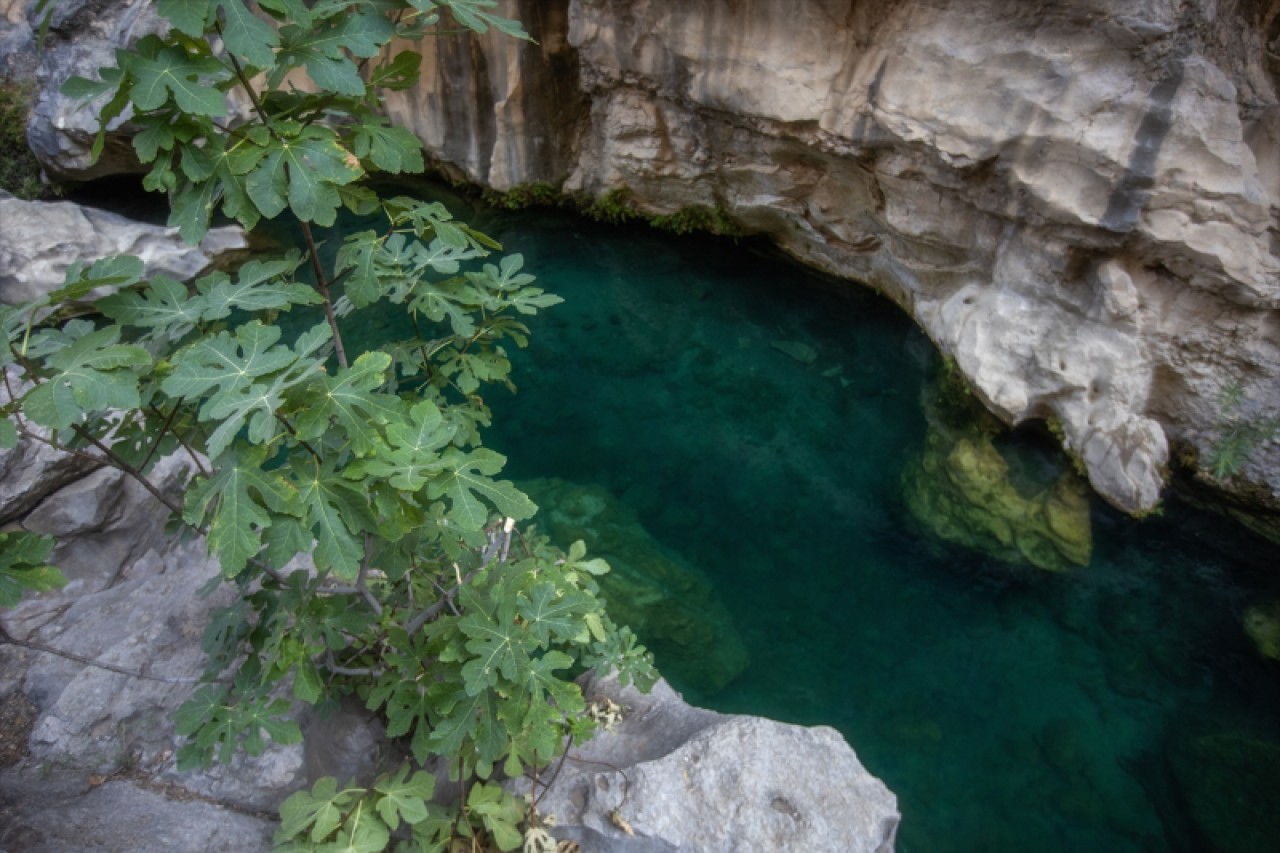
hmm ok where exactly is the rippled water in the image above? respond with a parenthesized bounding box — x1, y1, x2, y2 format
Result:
(331, 188, 1280, 853)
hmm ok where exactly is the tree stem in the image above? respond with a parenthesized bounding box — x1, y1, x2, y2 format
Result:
(70, 425, 185, 519)
(139, 400, 183, 471)
(300, 220, 349, 369)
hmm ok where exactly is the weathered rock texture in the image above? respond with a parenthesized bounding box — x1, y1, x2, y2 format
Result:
(5, 0, 1278, 518)
(517, 672, 900, 853)
(0, 191, 247, 305)
(386, 0, 1280, 519)
(0, 389, 900, 850)
(1, 0, 166, 179)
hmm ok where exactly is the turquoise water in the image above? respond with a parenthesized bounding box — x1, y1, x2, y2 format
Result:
(328, 190, 1280, 852)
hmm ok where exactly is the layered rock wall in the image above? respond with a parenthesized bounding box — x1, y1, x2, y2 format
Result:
(381, 0, 1280, 517)
(6, 0, 1280, 516)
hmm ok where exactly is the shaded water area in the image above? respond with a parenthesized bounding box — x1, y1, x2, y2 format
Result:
(329, 189, 1280, 852)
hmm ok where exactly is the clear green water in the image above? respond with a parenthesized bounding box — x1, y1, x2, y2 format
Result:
(328, 189, 1280, 852)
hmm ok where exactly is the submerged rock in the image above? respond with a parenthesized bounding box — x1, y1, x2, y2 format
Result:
(770, 338, 819, 364)
(1168, 732, 1280, 853)
(521, 477, 750, 691)
(0, 192, 247, 305)
(903, 376, 1092, 572)
(1243, 599, 1280, 661)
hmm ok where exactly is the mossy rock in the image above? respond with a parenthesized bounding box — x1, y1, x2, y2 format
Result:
(902, 379, 1091, 572)
(521, 477, 749, 691)
(1243, 599, 1280, 661)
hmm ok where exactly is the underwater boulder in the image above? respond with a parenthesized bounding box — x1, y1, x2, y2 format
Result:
(520, 477, 749, 692)
(1168, 732, 1280, 853)
(902, 376, 1092, 572)
(1243, 599, 1280, 661)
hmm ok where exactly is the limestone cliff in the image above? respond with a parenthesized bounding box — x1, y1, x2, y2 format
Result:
(7, 0, 1280, 518)
(384, 0, 1280, 519)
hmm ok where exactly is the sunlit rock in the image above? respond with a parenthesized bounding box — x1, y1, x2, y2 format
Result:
(0, 192, 247, 305)
(521, 477, 749, 691)
(517, 671, 900, 853)
(8, 0, 1280, 515)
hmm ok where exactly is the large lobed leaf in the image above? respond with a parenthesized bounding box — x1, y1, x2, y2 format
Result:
(184, 444, 300, 576)
(22, 325, 151, 430)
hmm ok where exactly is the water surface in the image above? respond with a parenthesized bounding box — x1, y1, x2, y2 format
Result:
(338, 190, 1280, 853)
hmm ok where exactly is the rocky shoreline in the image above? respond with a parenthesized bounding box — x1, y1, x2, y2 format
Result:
(0, 211, 899, 846)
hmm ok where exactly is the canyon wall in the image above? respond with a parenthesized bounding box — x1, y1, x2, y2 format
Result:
(386, 0, 1280, 519)
(7, 0, 1280, 519)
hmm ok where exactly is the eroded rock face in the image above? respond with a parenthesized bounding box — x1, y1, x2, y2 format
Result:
(7, 0, 1278, 517)
(0, 191, 247, 305)
(1, 0, 166, 179)
(382, 0, 1280, 517)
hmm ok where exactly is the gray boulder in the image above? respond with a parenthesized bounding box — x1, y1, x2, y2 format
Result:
(0, 429, 390, 814)
(0, 771, 275, 853)
(522, 673, 900, 853)
(0, 191, 247, 305)
(2, 0, 163, 178)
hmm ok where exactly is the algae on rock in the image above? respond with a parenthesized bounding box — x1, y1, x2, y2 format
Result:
(1243, 599, 1280, 661)
(902, 375, 1092, 572)
(520, 477, 749, 691)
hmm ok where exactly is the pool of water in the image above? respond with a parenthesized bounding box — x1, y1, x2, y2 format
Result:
(329, 188, 1280, 852)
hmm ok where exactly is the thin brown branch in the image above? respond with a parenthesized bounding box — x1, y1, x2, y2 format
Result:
(274, 413, 322, 461)
(403, 567, 478, 635)
(139, 399, 183, 470)
(217, 21, 275, 132)
(161, 420, 212, 478)
(248, 556, 289, 586)
(14, 423, 106, 470)
(300, 221, 349, 369)
(324, 650, 380, 678)
(532, 732, 575, 810)
(70, 425, 184, 519)
(0, 623, 208, 685)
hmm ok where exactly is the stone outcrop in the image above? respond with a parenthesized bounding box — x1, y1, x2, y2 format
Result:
(0, 191, 247, 305)
(0, 772, 276, 853)
(6, 0, 1279, 518)
(1, 0, 166, 179)
(1243, 597, 1280, 659)
(390, 0, 1280, 520)
(518, 672, 900, 853)
(1167, 730, 1280, 853)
